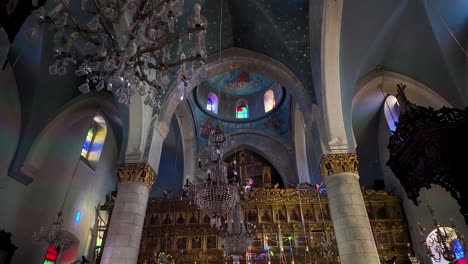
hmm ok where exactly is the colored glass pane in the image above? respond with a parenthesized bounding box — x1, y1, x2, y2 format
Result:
(43, 244, 59, 264)
(96, 234, 103, 247)
(207, 99, 213, 111)
(453, 239, 465, 260)
(81, 127, 95, 158)
(236, 105, 248, 119)
(207, 92, 218, 113)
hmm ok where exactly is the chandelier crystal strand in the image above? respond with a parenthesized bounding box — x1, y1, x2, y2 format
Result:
(32, 211, 69, 248)
(183, 124, 240, 229)
(220, 202, 255, 264)
(27, 0, 207, 112)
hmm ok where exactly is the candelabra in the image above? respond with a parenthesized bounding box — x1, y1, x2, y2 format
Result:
(183, 124, 240, 229)
(32, 211, 70, 248)
(26, 0, 207, 112)
(418, 205, 467, 264)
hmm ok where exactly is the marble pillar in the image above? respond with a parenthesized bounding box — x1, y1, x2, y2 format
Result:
(101, 163, 156, 264)
(320, 153, 380, 264)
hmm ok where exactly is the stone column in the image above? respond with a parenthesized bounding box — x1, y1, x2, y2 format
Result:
(101, 163, 156, 264)
(320, 153, 380, 264)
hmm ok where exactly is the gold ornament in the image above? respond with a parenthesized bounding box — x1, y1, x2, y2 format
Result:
(319, 153, 359, 177)
(118, 163, 156, 186)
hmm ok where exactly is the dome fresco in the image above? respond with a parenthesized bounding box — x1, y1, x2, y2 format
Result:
(204, 70, 275, 95)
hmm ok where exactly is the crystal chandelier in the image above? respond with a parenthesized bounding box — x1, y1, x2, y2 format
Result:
(32, 211, 70, 248)
(183, 124, 240, 229)
(153, 251, 174, 264)
(220, 202, 255, 264)
(417, 205, 467, 263)
(26, 0, 207, 111)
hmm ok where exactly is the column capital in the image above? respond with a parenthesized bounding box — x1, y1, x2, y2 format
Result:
(118, 163, 156, 186)
(319, 153, 358, 178)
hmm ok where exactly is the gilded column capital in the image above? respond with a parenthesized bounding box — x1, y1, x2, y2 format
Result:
(319, 153, 358, 178)
(118, 163, 156, 186)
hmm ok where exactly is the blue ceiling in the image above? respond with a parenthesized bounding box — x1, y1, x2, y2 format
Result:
(191, 0, 315, 101)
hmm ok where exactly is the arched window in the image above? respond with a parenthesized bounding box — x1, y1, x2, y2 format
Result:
(206, 92, 218, 114)
(81, 115, 107, 164)
(383, 95, 401, 131)
(264, 90, 276, 112)
(236, 99, 249, 119)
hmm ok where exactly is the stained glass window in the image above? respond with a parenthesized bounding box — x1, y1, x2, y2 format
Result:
(236, 105, 249, 119)
(206, 92, 218, 113)
(81, 127, 95, 158)
(43, 244, 60, 264)
(264, 90, 276, 112)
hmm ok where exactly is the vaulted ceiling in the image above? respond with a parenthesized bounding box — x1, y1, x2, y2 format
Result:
(344, 0, 468, 187)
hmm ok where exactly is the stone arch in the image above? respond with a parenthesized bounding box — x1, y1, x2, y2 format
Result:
(19, 93, 122, 182)
(319, 0, 349, 152)
(156, 48, 314, 136)
(223, 130, 296, 187)
(352, 70, 451, 151)
(351, 71, 467, 260)
(174, 100, 197, 184)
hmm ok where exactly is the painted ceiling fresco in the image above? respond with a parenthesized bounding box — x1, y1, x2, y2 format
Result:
(180, 0, 315, 101)
(204, 70, 275, 95)
(189, 92, 290, 148)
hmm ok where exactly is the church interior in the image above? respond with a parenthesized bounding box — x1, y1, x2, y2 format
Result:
(1, 0, 468, 264)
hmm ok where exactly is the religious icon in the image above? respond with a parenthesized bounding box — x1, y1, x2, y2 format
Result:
(150, 213, 160, 225)
(149, 237, 158, 250)
(207, 236, 217, 248)
(163, 214, 172, 225)
(304, 208, 315, 221)
(161, 236, 173, 251)
(247, 210, 258, 222)
(192, 236, 202, 249)
(377, 232, 390, 245)
(189, 212, 198, 224)
(261, 209, 272, 222)
(262, 167, 272, 187)
(203, 214, 210, 224)
(200, 117, 213, 138)
(276, 208, 286, 221)
(290, 209, 300, 221)
(263, 114, 285, 135)
(176, 213, 185, 225)
(177, 237, 187, 250)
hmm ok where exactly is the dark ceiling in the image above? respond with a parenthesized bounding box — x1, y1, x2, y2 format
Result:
(197, 0, 315, 102)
